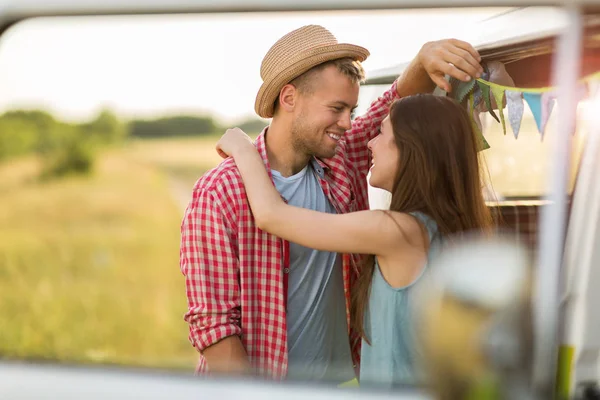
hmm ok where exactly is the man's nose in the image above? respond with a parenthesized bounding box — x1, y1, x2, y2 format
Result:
(338, 112, 352, 131)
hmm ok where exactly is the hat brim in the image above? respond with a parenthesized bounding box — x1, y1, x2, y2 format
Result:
(255, 43, 369, 118)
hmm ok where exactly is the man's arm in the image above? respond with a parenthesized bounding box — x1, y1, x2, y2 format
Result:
(345, 39, 483, 177)
(180, 187, 251, 375)
(203, 336, 251, 374)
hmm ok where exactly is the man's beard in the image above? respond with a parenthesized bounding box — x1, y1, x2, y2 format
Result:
(291, 114, 335, 159)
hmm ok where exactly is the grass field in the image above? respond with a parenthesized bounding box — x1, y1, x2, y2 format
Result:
(0, 147, 202, 370)
(0, 132, 257, 371)
(125, 134, 227, 191)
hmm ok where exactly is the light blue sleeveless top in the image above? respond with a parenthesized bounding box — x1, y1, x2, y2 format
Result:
(359, 212, 441, 389)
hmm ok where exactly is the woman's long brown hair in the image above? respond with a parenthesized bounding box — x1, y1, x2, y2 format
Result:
(351, 94, 493, 343)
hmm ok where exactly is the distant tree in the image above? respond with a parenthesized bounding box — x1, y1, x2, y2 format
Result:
(0, 118, 39, 161)
(0, 110, 57, 158)
(0, 109, 116, 178)
(128, 115, 221, 138)
(235, 117, 269, 135)
(2, 110, 56, 132)
(160, 116, 219, 136)
(80, 109, 126, 145)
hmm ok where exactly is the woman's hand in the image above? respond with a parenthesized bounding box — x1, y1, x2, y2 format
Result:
(216, 127, 255, 159)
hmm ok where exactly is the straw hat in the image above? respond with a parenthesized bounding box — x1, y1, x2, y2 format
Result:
(255, 25, 370, 118)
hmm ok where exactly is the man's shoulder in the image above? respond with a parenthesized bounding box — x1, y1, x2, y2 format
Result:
(193, 158, 245, 201)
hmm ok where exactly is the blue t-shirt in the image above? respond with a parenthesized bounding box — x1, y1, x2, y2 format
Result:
(272, 160, 354, 384)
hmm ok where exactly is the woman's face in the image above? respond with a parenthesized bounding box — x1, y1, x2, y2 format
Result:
(367, 116, 400, 193)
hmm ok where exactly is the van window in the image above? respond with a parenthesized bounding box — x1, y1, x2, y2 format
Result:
(357, 84, 587, 201)
(481, 105, 585, 200)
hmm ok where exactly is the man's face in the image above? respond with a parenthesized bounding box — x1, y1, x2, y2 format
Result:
(290, 65, 360, 159)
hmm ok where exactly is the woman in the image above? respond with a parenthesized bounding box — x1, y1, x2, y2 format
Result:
(215, 94, 493, 387)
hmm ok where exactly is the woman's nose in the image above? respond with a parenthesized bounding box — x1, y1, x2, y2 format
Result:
(368, 136, 377, 150)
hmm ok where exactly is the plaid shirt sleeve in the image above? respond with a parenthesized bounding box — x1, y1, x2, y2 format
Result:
(180, 186, 242, 353)
(344, 80, 400, 179)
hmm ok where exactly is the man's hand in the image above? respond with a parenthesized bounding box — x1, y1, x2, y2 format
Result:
(418, 39, 483, 92)
(397, 39, 483, 97)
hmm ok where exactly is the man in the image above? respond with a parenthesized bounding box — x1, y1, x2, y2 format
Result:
(180, 25, 483, 382)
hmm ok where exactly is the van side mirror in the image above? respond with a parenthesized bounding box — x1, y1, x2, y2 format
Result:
(413, 235, 534, 400)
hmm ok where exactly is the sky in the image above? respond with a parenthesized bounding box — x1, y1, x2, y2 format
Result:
(0, 7, 551, 124)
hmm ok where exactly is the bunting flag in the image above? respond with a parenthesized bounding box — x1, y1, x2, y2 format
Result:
(468, 90, 490, 151)
(505, 90, 524, 139)
(520, 91, 555, 138)
(540, 91, 556, 139)
(448, 69, 600, 149)
(469, 70, 600, 145)
(490, 86, 507, 135)
(522, 92, 544, 133)
(450, 75, 476, 104)
(477, 81, 500, 123)
(467, 91, 479, 130)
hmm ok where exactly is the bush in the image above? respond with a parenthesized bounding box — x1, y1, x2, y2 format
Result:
(80, 109, 126, 146)
(39, 125, 96, 179)
(0, 119, 39, 161)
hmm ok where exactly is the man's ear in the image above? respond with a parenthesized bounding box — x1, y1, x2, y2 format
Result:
(278, 84, 297, 113)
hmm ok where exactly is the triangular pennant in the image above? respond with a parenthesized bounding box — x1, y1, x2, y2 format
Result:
(450, 76, 477, 104)
(540, 91, 556, 139)
(523, 92, 544, 135)
(505, 90, 524, 139)
(468, 91, 480, 132)
(477, 81, 500, 123)
(491, 86, 507, 135)
(472, 108, 482, 134)
(469, 91, 490, 151)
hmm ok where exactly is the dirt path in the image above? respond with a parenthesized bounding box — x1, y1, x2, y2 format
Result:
(167, 175, 192, 214)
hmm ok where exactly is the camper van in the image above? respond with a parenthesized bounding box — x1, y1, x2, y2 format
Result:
(1, 2, 599, 400)
(360, 7, 600, 399)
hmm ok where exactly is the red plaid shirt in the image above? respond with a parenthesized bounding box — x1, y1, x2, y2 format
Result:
(180, 81, 399, 379)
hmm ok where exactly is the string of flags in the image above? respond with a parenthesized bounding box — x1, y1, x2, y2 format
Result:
(450, 69, 600, 151)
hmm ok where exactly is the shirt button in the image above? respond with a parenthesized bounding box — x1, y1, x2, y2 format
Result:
(284, 268, 290, 274)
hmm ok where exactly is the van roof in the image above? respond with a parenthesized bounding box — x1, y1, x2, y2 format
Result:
(364, 6, 599, 85)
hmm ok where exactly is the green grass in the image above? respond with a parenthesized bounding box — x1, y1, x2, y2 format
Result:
(0, 133, 260, 371)
(124, 134, 226, 190)
(0, 150, 197, 370)
(125, 132, 261, 197)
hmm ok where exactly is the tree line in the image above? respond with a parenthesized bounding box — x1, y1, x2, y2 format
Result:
(0, 109, 268, 178)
